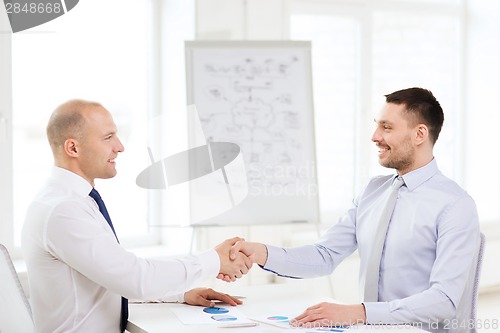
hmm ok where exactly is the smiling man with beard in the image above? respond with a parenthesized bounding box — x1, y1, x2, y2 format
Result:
(227, 87, 480, 333)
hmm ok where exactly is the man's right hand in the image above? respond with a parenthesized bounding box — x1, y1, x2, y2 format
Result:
(230, 240, 268, 266)
(215, 237, 252, 282)
(216, 240, 268, 282)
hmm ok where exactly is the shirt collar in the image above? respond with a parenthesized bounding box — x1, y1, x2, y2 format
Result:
(50, 166, 93, 198)
(398, 158, 439, 192)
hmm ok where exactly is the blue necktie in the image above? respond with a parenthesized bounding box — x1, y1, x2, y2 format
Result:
(89, 188, 129, 332)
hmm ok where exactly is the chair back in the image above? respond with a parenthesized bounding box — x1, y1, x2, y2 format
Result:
(470, 232, 486, 332)
(0, 244, 34, 333)
(454, 232, 485, 333)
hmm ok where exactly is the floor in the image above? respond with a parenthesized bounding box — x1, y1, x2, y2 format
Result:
(476, 291, 500, 332)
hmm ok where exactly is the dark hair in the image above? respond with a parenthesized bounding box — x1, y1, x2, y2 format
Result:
(385, 87, 444, 145)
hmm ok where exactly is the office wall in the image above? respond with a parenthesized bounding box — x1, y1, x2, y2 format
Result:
(194, 0, 500, 295)
(196, 0, 286, 40)
(464, 0, 500, 293)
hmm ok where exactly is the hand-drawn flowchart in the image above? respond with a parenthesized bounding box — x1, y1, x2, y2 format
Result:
(186, 41, 319, 225)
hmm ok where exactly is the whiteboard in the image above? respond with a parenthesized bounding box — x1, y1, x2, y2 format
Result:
(185, 40, 319, 225)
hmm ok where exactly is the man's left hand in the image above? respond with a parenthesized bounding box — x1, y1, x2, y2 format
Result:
(291, 302, 366, 328)
(184, 288, 243, 308)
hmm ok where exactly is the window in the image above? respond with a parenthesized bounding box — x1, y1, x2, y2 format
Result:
(5, 0, 156, 253)
(290, 11, 359, 222)
(289, 0, 499, 227)
(3, 0, 499, 260)
(1, 0, 201, 258)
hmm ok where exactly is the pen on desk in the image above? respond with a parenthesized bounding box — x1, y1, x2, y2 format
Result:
(213, 295, 246, 303)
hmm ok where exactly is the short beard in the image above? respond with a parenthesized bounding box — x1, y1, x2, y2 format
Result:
(379, 140, 415, 172)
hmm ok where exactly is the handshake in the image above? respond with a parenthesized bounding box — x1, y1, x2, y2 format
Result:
(214, 237, 267, 282)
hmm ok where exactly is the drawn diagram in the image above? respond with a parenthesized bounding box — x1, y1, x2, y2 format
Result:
(186, 41, 319, 225)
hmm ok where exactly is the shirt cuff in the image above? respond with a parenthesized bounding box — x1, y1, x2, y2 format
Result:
(198, 249, 220, 281)
(363, 301, 390, 324)
(158, 293, 185, 303)
(262, 244, 287, 273)
(175, 293, 186, 303)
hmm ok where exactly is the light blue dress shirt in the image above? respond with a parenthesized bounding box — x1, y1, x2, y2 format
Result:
(264, 159, 480, 332)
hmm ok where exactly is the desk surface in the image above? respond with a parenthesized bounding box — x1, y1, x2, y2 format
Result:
(127, 283, 427, 333)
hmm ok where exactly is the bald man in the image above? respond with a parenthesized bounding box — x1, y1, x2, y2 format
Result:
(22, 100, 250, 333)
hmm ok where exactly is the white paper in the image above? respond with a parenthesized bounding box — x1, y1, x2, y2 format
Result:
(171, 306, 255, 325)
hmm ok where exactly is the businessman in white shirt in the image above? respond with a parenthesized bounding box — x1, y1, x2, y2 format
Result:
(22, 99, 251, 333)
(226, 88, 480, 333)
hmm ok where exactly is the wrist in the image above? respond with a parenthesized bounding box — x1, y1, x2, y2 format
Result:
(262, 245, 269, 265)
(255, 244, 268, 266)
(359, 303, 367, 323)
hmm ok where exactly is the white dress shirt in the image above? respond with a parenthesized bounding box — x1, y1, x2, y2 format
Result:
(263, 159, 480, 333)
(22, 167, 220, 333)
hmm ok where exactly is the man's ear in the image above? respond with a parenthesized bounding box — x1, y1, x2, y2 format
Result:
(415, 124, 429, 146)
(63, 138, 79, 157)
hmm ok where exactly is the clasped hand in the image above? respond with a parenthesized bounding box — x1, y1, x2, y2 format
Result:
(215, 237, 253, 282)
(215, 239, 267, 282)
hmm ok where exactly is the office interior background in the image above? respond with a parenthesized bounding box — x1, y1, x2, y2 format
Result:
(1, 0, 499, 305)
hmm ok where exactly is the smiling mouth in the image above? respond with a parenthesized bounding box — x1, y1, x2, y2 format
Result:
(377, 145, 390, 156)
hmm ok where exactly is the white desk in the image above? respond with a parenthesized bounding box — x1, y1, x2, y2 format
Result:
(127, 283, 427, 333)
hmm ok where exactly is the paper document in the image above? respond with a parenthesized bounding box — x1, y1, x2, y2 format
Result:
(171, 306, 255, 325)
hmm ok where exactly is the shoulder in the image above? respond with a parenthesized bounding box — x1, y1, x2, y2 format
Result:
(23, 182, 90, 250)
(26, 180, 93, 226)
(428, 171, 474, 203)
(431, 175, 479, 232)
